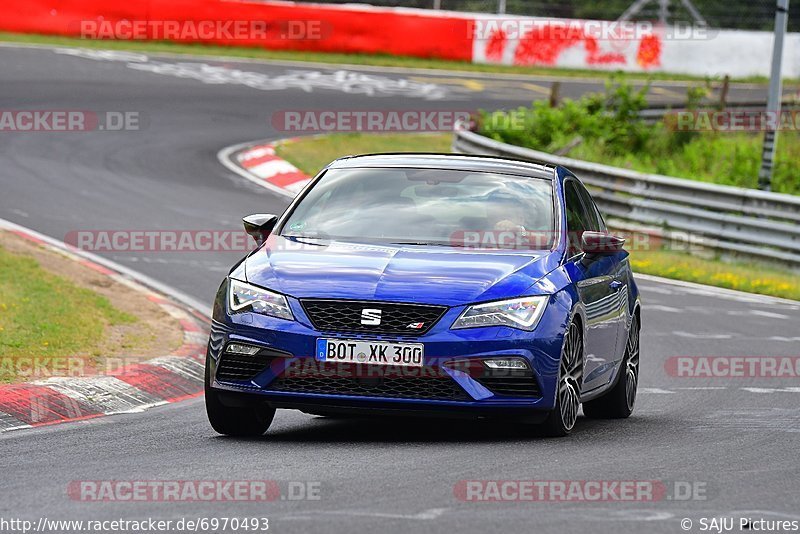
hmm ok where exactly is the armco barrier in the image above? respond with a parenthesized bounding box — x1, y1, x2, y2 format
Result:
(4, 1, 799, 77)
(452, 126, 800, 268)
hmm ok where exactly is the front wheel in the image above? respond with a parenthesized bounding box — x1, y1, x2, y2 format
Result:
(583, 314, 640, 419)
(205, 356, 275, 436)
(539, 320, 584, 437)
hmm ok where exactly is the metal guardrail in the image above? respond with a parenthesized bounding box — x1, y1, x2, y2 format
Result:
(452, 127, 800, 267)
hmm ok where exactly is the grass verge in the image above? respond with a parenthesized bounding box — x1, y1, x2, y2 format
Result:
(0, 31, 777, 84)
(0, 244, 133, 381)
(275, 132, 452, 175)
(629, 250, 800, 301)
(276, 132, 800, 301)
(0, 232, 183, 383)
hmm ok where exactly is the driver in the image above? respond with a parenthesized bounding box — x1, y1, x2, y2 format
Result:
(487, 192, 528, 233)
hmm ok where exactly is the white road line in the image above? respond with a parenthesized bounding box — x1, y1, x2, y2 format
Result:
(649, 305, 682, 313)
(675, 387, 729, 390)
(750, 310, 792, 320)
(769, 336, 800, 342)
(740, 387, 800, 394)
(283, 508, 448, 521)
(673, 331, 734, 339)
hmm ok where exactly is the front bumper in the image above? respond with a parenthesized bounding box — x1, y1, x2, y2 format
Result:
(207, 291, 567, 415)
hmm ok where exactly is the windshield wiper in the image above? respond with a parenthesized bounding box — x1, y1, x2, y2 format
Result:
(283, 234, 328, 240)
(390, 241, 465, 247)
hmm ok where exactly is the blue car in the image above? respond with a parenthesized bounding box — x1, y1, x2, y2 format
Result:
(206, 154, 641, 437)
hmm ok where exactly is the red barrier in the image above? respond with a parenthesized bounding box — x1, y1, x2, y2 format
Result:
(2, 0, 473, 62)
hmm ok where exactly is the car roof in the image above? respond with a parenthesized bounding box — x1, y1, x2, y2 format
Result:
(326, 153, 556, 180)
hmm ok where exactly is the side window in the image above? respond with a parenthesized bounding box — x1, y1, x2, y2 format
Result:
(564, 181, 592, 256)
(575, 182, 606, 232)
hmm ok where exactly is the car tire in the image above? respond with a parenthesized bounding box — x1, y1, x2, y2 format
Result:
(583, 314, 640, 419)
(205, 355, 276, 437)
(538, 320, 584, 437)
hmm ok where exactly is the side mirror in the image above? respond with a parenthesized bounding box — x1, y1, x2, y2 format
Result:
(581, 231, 625, 258)
(243, 213, 279, 246)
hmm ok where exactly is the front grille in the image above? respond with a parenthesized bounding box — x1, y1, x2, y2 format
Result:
(216, 348, 290, 382)
(266, 363, 470, 400)
(476, 371, 541, 397)
(301, 299, 447, 335)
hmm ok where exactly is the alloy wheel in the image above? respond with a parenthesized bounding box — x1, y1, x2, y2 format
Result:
(559, 322, 584, 431)
(625, 316, 640, 412)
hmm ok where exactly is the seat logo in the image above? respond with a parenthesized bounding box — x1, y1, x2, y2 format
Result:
(360, 308, 382, 325)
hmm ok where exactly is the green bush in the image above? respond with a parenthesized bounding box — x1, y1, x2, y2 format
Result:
(478, 80, 800, 195)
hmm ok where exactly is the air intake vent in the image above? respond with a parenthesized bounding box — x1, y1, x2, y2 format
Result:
(216, 347, 291, 382)
(476, 370, 541, 397)
(267, 362, 469, 400)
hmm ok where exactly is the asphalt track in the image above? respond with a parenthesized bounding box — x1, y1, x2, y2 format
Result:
(1, 44, 799, 533)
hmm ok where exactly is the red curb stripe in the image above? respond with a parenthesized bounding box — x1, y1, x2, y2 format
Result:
(0, 222, 212, 434)
(173, 343, 207, 358)
(115, 365, 203, 401)
(10, 229, 46, 245)
(168, 391, 204, 403)
(238, 144, 274, 161)
(186, 308, 210, 324)
(146, 294, 168, 305)
(268, 171, 310, 187)
(30, 413, 106, 428)
(240, 144, 274, 156)
(241, 153, 280, 169)
(79, 259, 115, 276)
(179, 318, 203, 333)
(0, 385, 102, 426)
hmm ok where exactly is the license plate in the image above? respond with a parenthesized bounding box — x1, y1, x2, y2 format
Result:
(316, 339, 424, 367)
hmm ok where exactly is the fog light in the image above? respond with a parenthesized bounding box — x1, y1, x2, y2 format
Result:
(225, 343, 260, 356)
(483, 358, 528, 370)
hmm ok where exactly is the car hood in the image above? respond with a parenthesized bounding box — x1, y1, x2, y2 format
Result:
(243, 236, 559, 306)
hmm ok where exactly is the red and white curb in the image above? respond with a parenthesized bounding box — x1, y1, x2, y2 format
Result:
(218, 138, 312, 199)
(0, 219, 211, 433)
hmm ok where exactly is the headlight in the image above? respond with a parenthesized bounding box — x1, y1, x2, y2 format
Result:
(452, 296, 548, 331)
(228, 278, 294, 320)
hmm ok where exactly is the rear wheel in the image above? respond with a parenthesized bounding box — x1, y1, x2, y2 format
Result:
(583, 314, 640, 419)
(205, 356, 275, 436)
(539, 321, 584, 437)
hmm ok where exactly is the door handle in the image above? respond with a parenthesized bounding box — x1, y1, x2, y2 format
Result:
(609, 280, 624, 291)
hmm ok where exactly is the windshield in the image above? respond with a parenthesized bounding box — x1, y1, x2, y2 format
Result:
(280, 167, 555, 249)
